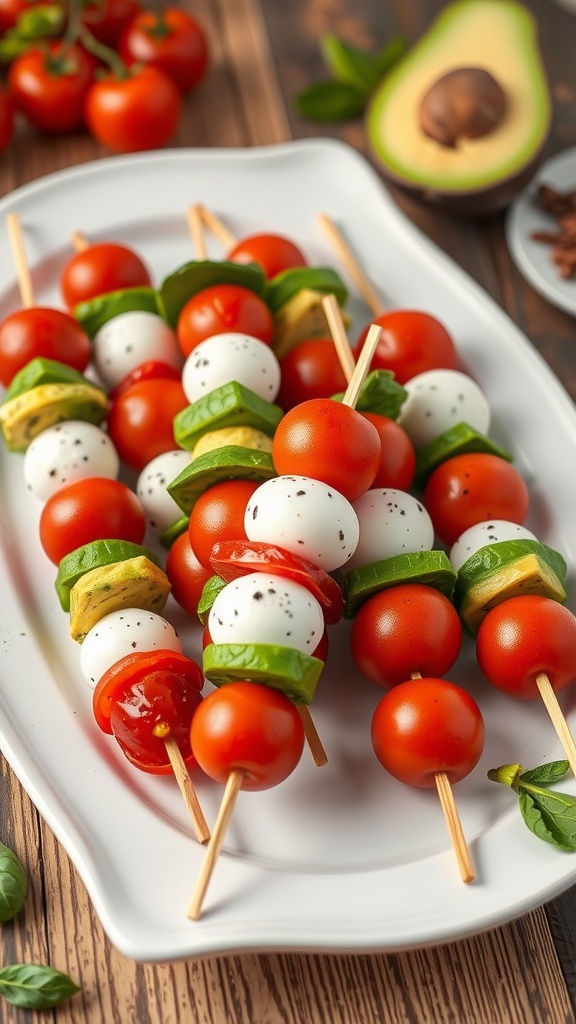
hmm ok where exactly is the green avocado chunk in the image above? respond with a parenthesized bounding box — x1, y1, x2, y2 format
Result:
(173, 381, 283, 451)
(55, 539, 163, 612)
(168, 444, 276, 515)
(73, 287, 163, 339)
(265, 266, 348, 314)
(3, 357, 89, 403)
(0, 381, 109, 452)
(415, 422, 514, 482)
(331, 369, 407, 420)
(343, 549, 457, 618)
(203, 642, 324, 704)
(159, 259, 267, 328)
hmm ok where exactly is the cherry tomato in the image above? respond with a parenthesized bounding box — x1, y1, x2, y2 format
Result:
(371, 677, 485, 788)
(423, 452, 530, 546)
(226, 233, 307, 280)
(82, 0, 141, 46)
(39, 477, 146, 565)
(351, 584, 462, 688)
(272, 398, 381, 503)
(85, 65, 182, 154)
(61, 242, 152, 311)
(476, 595, 576, 700)
(357, 310, 458, 385)
(166, 532, 212, 618)
(190, 681, 305, 791)
(119, 7, 208, 94)
(0, 307, 91, 387)
(106, 377, 189, 472)
(209, 539, 344, 624)
(177, 284, 274, 357)
(8, 42, 96, 134)
(361, 412, 416, 491)
(0, 87, 13, 152)
(276, 338, 348, 411)
(188, 479, 259, 569)
(109, 359, 182, 400)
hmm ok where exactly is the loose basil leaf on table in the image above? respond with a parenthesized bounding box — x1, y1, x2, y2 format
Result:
(0, 840, 27, 922)
(0, 964, 80, 1010)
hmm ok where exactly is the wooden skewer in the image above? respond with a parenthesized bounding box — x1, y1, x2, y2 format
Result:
(196, 204, 237, 249)
(341, 323, 382, 408)
(163, 737, 211, 845)
(317, 213, 384, 317)
(186, 205, 209, 260)
(70, 230, 89, 252)
(535, 672, 576, 776)
(6, 213, 34, 308)
(188, 767, 245, 920)
(298, 705, 328, 767)
(435, 771, 475, 884)
(322, 293, 356, 383)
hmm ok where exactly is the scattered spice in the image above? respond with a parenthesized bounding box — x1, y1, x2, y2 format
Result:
(532, 183, 576, 279)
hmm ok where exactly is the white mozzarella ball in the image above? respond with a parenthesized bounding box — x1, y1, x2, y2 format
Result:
(23, 420, 119, 501)
(346, 488, 435, 570)
(181, 332, 281, 403)
(245, 475, 359, 572)
(397, 369, 491, 449)
(93, 311, 183, 389)
(209, 572, 324, 654)
(80, 609, 182, 688)
(449, 520, 537, 572)
(136, 449, 193, 533)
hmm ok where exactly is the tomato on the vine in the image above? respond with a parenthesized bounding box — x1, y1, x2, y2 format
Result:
(423, 452, 530, 546)
(227, 233, 307, 280)
(39, 477, 146, 565)
(356, 310, 458, 385)
(361, 412, 416, 491)
(8, 42, 96, 134)
(85, 65, 182, 154)
(0, 87, 13, 152)
(188, 479, 259, 569)
(81, 0, 141, 47)
(276, 338, 348, 410)
(60, 241, 152, 310)
(176, 284, 274, 357)
(371, 676, 485, 788)
(0, 307, 91, 387)
(119, 7, 209, 94)
(106, 377, 189, 472)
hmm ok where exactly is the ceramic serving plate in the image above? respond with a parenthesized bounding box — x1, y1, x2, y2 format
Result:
(1, 140, 576, 963)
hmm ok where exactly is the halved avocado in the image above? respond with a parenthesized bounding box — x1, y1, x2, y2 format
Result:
(366, 0, 551, 215)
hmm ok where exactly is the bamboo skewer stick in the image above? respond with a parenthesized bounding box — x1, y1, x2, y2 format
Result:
(536, 672, 576, 776)
(196, 204, 237, 249)
(6, 213, 34, 308)
(322, 293, 356, 383)
(435, 771, 475, 884)
(186, 205, 209, 260)
(188, 767, 245, 920)
(298, 705, 328, 767)
(70, 230, 89, 252)
(163, 737, 211, 845)
(341, 323, 382, 408)
(317, 213, 384, 317)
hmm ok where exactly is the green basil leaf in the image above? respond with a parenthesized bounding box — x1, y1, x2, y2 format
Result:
(518, 788, 576, 852)
(159, 260, 266, 328)
(266, 267, 348, 315)
(375, 36, 409, 78)
(520, 760, 570, 785)
(0, 842, 27, 922)
(332, 370, 407, 419)
(295, 81, 367, 122)
(0, 965, 80, 1009)
(320, 34, 381, 94)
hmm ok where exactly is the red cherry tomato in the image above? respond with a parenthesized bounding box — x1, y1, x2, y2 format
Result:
(0, 87, 14, 152)
(106, 377, 189, 472)
(423, 452, 530, 546)
(82, 0, 141, 46)
(166, 532, 212, 618)
(209, 539, 344, 624)
(226, 233, 307, 279)
(351, 584, 462, 688)
(190, 681, 305, 791)
(60, 242, 152, 311)
(361, 412, 416, 491)
(0, 307, 91, 387)
(476, 595, 576, 700)
(176, 284, 274, 357)
(276, 338, 348, 411)
(8, 43, 96, 134)
(109, 359, 182, 400)
(85, 65, 182, 154)
(272, 398, 381, 503)
(371, 676, 485, 788)
(357, 310, 458, 385)
(119, 7, 208, 94)
(39, 477, 146, 565)
(188, 479, 259, 569)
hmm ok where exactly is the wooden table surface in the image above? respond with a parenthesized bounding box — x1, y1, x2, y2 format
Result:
(1, 0, 576, 1021)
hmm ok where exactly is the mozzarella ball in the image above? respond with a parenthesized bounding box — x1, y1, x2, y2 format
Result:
(23, 421, 119, 501)
(209, 572, 324, 654)
(80, 608, 182, 688)
(397, 369, 491, 449)
(346, 488, 435, 570)
(136, 449, 193, 533)
(181, 332, 281, 403)
(449, 520, 538, 572)
(93, 311, 182, 389)
(244, 475, 359, 572)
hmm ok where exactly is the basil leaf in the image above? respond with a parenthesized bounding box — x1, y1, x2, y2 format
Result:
(520, 760, 570, 785)
(332, 370, 407, 419)
(0, 964, 80, 1009)
(487, 763, 524, 788)
(159, 260, 266, 328)
(0, 842, 27, 922)
(295, 81, 367, 122)
(375, 37, 409, 78)
(518, 788, 576, 852)
(320, 34, 382, 94)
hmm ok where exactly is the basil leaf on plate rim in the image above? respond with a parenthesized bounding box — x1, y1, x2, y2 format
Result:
(488, 760, 576, 851)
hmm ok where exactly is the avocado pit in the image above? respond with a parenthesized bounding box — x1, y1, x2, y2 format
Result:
(420, 67, 507, 149)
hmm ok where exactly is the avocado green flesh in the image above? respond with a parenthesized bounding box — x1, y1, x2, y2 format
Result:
(415, 422, 513, 482)
(266, 267, 347, 314)
(203, 642, 324, 704)
(173, 381, 283, 452)
(3, 358, 88, 403)
(168, 444, 276, 515)
(73, 287, 162, 339)
(344, 550, 456, 619)
(367, 0, 551, 194)
(457, 549, 566, 636)
(159, 260, 266, 328)
(454, 539, 567, 607)
(55, 539, 162, 611)
(197, 576, 227, 625)
(331, 370, 407, 420)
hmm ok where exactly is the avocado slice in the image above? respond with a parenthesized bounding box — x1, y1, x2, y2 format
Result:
(167, 444, 276, 515)
(203, 642, 324, 704)
(55, 539, 163, 612)
(273, 288, 351, 360)
(343, 549, 457, 618)
(415, 422, 513, 483)
(366, 0, 551, 215)
(0, 381, 109, 452)
(69, 555, 171, 643)
(173, 381, 283, 452)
